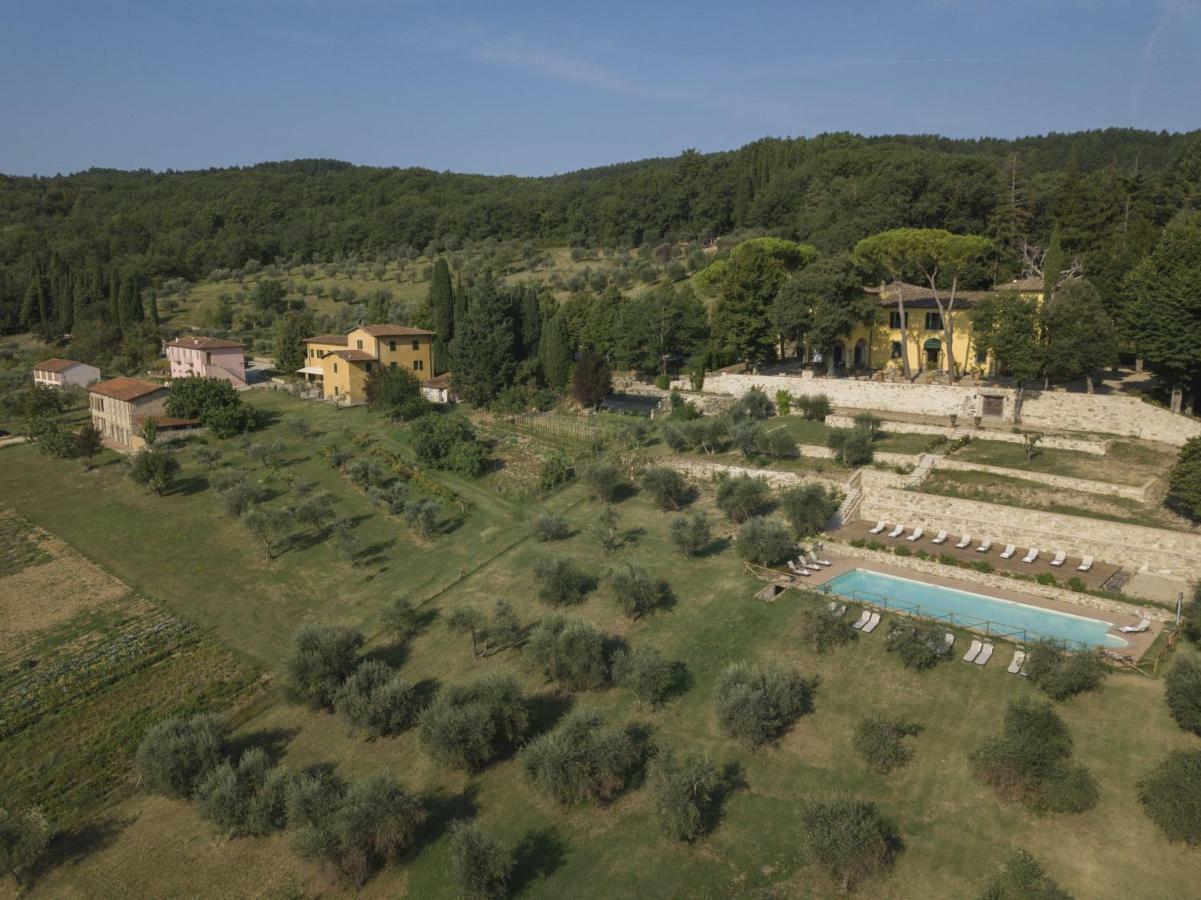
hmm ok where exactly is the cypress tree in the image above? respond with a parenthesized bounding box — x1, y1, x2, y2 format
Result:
(108, 267, 120, 324)
(450, 277, 517, 405)
(428, 258, 454, 373)
(519, 285, 542, 359)
(147, 289, 160, 327)
(540, 312, 572, 390)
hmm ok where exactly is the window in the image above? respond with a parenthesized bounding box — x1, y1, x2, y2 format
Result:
(389, 340, 396, 351)
(890, 342, 902, 359)
(365, 362, 373, 373)
(411, 340, 419, 351)
(333, 363, 339, 374)
(413, 359, 424, 372)
(975, 348, 987, 364)
(924, 312, 943, 331)
(390, 361, 397, 369)
(333, 385, 340, 396)
(889, 311, 905, 329)
(356, 339, 363, 350)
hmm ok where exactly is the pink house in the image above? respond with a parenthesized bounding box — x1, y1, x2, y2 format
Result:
(32, 358, 101, 389)
(165, 336, 247, 387)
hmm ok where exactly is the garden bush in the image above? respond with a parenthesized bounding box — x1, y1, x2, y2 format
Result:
(1164, 655, 1201, 736)
(520, 709, 638, 806)
(1023, 641, 1107, 701)
(884, 620, 948, 670)
(728, 386, 774, 422)
(795, 394, 831, 421)
(735, 516, 794, 566)
(779, 483, 840, 538)
(194, 748, 292, 837)
(977, 849, 1071, 900)
(448, 820, 512, 900)
(670, 511, 712, 556)
(611, 644, 675, 706)
(418, 674, 530, 770)
(282, 624, 364, 709)
(713, 662, 815, 747)
(715, 474, 772, 522)
(136, 714, 228, 798)
(533, 556, 591, 605)
(0, 806, 51, 886)
(538, 453, 574, 492)
(798, 798, 900, 894)
(582, 462, 624, 502)
(532, 511, 571, 542)
(640, 466, 691, 510)
(1137, 750, 1201, 844)
(607, 562, 670, 619)
(798, 602, 857, 653)
(646, 747, 719, 842)
(334, 660, 419, 737)
(969, 699, 1098, 813)
(853, 715, 922, 775)
(525, 615, 608, 691)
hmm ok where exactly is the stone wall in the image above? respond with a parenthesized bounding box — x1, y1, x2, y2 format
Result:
(930, 457, 1150, 501)
(859, 487, 1201, 575)
(681, 372, 1201, 446)
(824, 415, 1109, 454)
(663, 458, 846, 491)
(825, 541, 1170, 623)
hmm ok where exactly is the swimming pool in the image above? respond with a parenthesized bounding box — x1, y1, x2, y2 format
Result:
(823, 568, 1128, 649)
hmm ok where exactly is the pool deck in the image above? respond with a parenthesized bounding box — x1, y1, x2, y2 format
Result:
(789, 554, 1158, 658)
(834, 520, 1122, 591)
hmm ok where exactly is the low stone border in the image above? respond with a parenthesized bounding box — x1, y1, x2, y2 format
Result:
(931, 456, 1149, 501)
(825, 414, 1109, 454)
(824, 539, 1170, 623)
(664, 458, 847, 490)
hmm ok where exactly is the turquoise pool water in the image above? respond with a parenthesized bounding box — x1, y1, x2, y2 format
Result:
(823, 568, 1128, 649)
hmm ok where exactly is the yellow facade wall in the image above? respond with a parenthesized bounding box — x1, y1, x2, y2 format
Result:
(842, 308, 984, 375)
(303, 331, 433, 403)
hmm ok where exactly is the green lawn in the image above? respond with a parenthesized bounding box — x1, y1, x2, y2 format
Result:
(950, 438, 1173, 487)
(1, 394, 1198, 898)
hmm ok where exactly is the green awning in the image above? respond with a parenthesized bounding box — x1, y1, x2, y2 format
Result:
(923, 338, 942, 350)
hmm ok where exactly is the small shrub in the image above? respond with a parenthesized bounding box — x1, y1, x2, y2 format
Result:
(715, 475, 771, 522)
(852, 715, 922, 775)
(798, 602, 857, 653)
(866, 540, 885, 551)
(1164, 655, 1201, 736)
(1066, 576, 1087, 592)
(798, 798, 900, 894)
(977, 849, 1071, 900)
(774, 390, 792, 416)
(334, 660, 419, 737)
(796, 394, 831, 421)
(582, 463, 623, 502)
(849, 537, 867, 548)
(532, 511, 571, 542)
(449, 820, 512, 900)
(970, 560, 995, 574)
(653, 373, 671, 390)
(195, 748, 292, 837)
(520, 709, 638, 805)
(418, 674, 530, 771)
(670, 511, 712, 556)
(1035, 573, 1057, 586)
(135, 714, 228, 798)
(729, 386, 774, 422)
(938, 553, 958, 566)
(0, 806, 51, 886)
(646, 747, 720, 841)
(735, 516, 794, 566)
(525, 615, 608, 691)
(381, 596, 422, 641)
(611, 644, 675, 706)
(893, 546, 911, 557)
(914, 548, 930, 560)
(827, 427, 874, 466)
(884, 620, 948, 670)
(1137, 750, 1201, 844)
(1023, 641, 1107, 701)
(713, 662, 815, 747)
(533, 556, 590, 606)
(538, 453, 574, 492)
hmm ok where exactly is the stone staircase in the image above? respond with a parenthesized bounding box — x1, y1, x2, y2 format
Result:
(827, 472, 863, 530)
(904, 453, 938, 488)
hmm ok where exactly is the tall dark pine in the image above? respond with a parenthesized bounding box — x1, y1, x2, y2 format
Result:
(519, 285, 542, 359)
(428, 258, 454, 374)
(540, 312, 572, 390)
(450, 278, 517, 406)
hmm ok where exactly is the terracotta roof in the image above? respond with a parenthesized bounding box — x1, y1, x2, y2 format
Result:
(868, 282, 995, 308)
(304, 333, 348, 346)
(354, 324, 435, 337)
(993, 276, 1045, 292)
(33, 358, 86, 373)
(328, 349, 376, 362)
(88, 377, 167, 402)
(165, 336, 244, 351)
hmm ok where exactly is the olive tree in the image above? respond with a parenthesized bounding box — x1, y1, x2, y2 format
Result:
(713, 662, 815, 747)
(645, 746, 720, 841)
(135, 714, 228, 798)
(282, 624, 364, 709)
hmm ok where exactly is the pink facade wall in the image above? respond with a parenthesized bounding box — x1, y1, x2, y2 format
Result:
(168, 345, 246, 385)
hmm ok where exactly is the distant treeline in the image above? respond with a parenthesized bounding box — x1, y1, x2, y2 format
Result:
(1, 128, 1199, 334)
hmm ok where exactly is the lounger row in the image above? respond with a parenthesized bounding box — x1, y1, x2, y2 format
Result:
(851, 609, 881, 633)
(786, 550, 833, 577)
(866, 522, 1094, 571)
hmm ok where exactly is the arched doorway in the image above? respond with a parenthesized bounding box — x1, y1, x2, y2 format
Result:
(832, 342, 845, 370)
(853, 339, 867, 369)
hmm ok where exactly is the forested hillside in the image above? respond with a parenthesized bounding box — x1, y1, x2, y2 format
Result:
(2, 129, 1199, 336)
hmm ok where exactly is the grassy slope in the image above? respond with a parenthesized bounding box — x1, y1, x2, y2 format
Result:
(0, 393, 1197, 898)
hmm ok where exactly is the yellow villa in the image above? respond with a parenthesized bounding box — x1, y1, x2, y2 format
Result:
(831, 278, 1045, 376)
(299, 324, 434, 403)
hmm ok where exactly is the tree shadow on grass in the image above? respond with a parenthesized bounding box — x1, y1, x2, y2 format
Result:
(167, 474, 208, 496)
(407, 783, 480, 858)
(509, 826, 569, 896)
(524, 691, 574, 741)
(225, 726, 301, 764)
(698, 536, 732, 558)
(30, 814, 135, 884)
(698, 760, 749, 838)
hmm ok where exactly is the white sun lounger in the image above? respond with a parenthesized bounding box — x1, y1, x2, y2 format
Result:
(888, 524, 904, 538)
(1050, 550, 1066, 567)
(999, 544, 1016, 560)
(963, 639, 983, 663)
(1119, 618, 1151, 634)
(1077, 555, 1093, 572)
(906, 527, 924, 542)
(806, 551, 832, 567)
(974, 643, 995, 667)
(931, 530, 948, 544)
(787, 560, 811, 577)
(1008, 650, 1027, 674)
(955, 534, 972, 549)
(869, 521, 887, 534)
(1022, 548, 1039, 564)
(851, 610, 871, 630)
(976, 539, 992, 553)
(861, 612, 881, 633)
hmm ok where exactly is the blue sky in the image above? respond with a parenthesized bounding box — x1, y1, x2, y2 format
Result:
(2, 0, 1200, 176)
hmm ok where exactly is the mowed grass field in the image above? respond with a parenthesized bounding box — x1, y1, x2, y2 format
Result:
(1, 391, 1198, 898)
